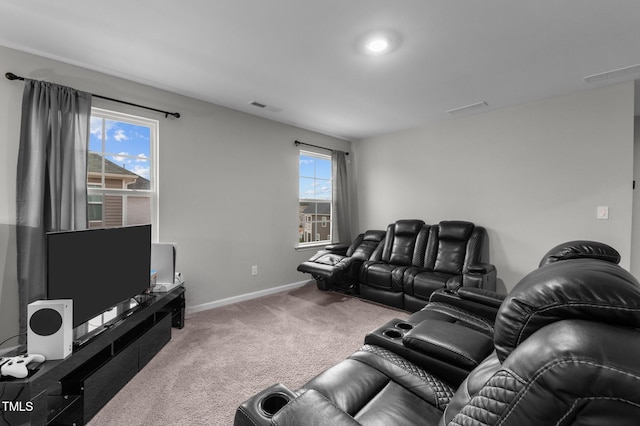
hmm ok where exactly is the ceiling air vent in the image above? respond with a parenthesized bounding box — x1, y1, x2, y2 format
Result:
(447, 101, 488, 115)
(584, 64, 640, 83)
(248, 100, 282, 113)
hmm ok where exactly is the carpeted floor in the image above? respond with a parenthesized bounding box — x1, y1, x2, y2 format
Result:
(88, 283, 408, 425)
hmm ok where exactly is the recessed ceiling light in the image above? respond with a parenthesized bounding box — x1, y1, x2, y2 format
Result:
(366, 37, 390, 54)
(358, 30, 400, 56)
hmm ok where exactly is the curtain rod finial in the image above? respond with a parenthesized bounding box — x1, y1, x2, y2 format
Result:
(5, 72, 23, 81)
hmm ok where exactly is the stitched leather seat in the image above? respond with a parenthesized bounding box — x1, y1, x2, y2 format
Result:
(402, 221, 496, 312)
(299, 344, 453, 424)
(358, 219, 428, 308)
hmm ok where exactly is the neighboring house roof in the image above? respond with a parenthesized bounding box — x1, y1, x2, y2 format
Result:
(302, 202, 330, 215)
(128, 174, 151, 190)
(88, 152, 150, 190)
(88, 152, 136, 176)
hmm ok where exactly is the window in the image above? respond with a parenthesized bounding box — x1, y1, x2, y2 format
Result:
(88, 108, 158, 237)
(298, 151, 332, 246)
(87, 189, 103, 222)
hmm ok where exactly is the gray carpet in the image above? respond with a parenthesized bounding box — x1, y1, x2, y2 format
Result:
(88, 283, 408, 425)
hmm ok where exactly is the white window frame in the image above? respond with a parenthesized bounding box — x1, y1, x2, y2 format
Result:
(298, 150, 333, 248)
(87, 183, 103, 227)
(88, 107, 159, 241)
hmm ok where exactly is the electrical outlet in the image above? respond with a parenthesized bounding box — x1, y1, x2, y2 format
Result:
(597, 206, 609, 220)
(251, 265, 258, 276)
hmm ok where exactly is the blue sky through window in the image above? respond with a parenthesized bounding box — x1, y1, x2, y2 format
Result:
(299, 154, 331, 200)
(89, 117, 151, 179)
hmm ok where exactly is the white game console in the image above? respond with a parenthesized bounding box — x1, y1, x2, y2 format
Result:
(27, 299, 73, 360)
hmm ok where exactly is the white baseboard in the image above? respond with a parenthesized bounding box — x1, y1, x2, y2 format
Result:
(186, 280, 313, 315)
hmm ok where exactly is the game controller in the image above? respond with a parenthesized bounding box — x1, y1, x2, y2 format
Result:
(0, 353, 46, 379)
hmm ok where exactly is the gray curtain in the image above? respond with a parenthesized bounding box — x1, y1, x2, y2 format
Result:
(331, 150, 352, 244)
(16, 79, 91, 342)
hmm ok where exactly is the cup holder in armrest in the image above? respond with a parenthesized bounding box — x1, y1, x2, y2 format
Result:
(235, 383, 296, 426)
(382, 329, 403, 339)
(260, 392, 291, 418)
(395, 322, 413, 331)
(368, 319, 414, 342)
(382, 321, 413, 339)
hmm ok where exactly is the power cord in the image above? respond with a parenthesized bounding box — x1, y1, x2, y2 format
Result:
(0, 334, 24, 349)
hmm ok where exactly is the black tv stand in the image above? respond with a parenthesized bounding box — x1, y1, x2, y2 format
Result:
(0, 286, 185, 425)
(72, 324, 110, 349)
(71, 293, 159, 350)
(133, 293, 156, 305)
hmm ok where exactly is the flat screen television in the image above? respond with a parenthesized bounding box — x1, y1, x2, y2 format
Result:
(46, 224, 152, 328)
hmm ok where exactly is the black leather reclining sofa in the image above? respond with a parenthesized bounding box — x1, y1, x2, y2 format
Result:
(236, 241, 640, 425)
(298, 219, 497, 312)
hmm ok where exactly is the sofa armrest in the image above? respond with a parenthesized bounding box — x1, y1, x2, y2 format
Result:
(457, 287, 505, 309)
(402, 320, 494, 370)
(429, 288, 501, 322)
(271, 389, 361, 426)
(467, 263, 495, 274)
(463, 263, 497, 291)
(323, 244, 349, 256)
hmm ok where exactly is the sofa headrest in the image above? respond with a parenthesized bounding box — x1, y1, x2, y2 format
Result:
(494, 258, 640, 363)
(538, 240, 620, 267)
(393, 219, 425, 236)
(362, 230, 386, 242)
(438, 221, 474, 241)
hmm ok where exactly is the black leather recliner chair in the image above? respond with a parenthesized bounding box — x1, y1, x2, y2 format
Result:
(236, 241, 640, 425)
(296, 229, 386, 291)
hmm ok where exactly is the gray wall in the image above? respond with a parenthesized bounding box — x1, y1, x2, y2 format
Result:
(0, 45, 350, 343)
(631, 116, 640, 276)
(353, 82, 635, 292)
(0, 44, 636, 344)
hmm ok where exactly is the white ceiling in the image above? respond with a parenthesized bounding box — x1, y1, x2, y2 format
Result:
(1, 1, 640, 140)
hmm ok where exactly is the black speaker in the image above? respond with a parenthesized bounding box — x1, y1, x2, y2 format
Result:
(27, 300, 73, 360)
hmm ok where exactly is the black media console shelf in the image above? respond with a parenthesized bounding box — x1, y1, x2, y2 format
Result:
(0, 286, 186, 426)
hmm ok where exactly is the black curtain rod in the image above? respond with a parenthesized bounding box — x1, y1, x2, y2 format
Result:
(5, 72, 180, 119)
(294, 140, 349, 155)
